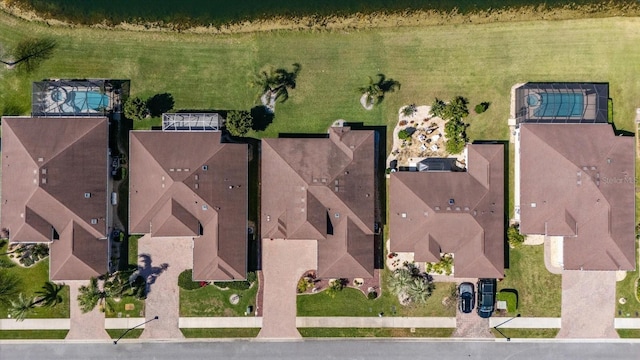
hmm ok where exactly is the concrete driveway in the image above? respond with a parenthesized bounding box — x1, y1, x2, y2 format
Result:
(257, 238, 317, 339)
(557, 270, 618, 338)
(65, 281, 110, 340)
(137, 235, 193, 339)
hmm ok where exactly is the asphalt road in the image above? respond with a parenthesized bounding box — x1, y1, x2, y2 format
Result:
(0, 340, 638, 360)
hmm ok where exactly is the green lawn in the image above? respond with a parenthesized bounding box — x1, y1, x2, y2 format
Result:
(181, 328, 260, 338)
(105, 296, 145, 318)
(106, 328, 143, 339)
(297, 280, 456, 317)
(617, 329, 640, 338)
(0, 330, 68, 339)
(490, 328, 559, 339)
(1, 14, 640, 143)
(128, 235, 140, 267)
(497, 245, 562, 317)
(299, 327, 453, 337)
(0, 244, 70, 319)
(180, 283, 258, 317)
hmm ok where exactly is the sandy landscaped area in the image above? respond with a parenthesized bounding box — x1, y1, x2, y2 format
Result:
(386, 105, 465, 169)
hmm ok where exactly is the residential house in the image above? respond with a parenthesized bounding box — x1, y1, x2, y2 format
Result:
(389, 144, 505, 278)
(261, 126, 377, 278)
(1, 116, 109, 280)
(129, 129, 248, 280)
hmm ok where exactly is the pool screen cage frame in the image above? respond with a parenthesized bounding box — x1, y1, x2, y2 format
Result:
(514, 82, 609, 124)
(32, 79, 130, 116)
(162, 113, 222, 131)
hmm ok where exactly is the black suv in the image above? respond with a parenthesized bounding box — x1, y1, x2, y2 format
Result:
(458, 282, 475, 314)
(477, 278, 496, 318)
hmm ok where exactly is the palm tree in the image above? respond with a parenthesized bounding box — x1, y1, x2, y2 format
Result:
(77, 277, 104, 313)
(358, 74, 401, 106)
(406, 277, 435, 304)
(33, 281, 64, 307)
(9, 293, 34, 321)
(254, 63, 301, 104)
(387, 267, 412, 296)
(7, 281, 65, 321)
(0, 271, 20, 305)
(78, 272, 147, 314)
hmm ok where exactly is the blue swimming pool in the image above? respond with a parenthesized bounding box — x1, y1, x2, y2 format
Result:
(531, 92, 583, 118)
(71, 91, 109, 111)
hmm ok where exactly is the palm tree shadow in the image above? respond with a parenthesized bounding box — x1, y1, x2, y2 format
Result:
(137, 254, 169, 294)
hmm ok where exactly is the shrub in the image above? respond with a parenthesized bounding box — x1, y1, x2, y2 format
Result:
(474, 102, 489, 114)
(445, 138, 465, 154)
(297, 277, 312, 293)
(246, 271, 257, 284)
(124, 96, 149, 121)
(225, 110, 254, 137)
(367, 291, 378, 300)
(443, 96, 469, 120)
(214, 280, 251, 290)
(401, 104, 417, 117)
(430, 98, 447, 118)
(425, 253, 453, 276)
(398, 129, 411, 140)
(178, 269, 201, 290)
(507, 225, 525, 247)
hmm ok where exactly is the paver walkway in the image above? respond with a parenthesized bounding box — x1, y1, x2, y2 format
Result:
(557, 270, 618, 338)
(138, 235, 192, 339)
(258, 238, 317, 339)
(65, 281, 110, 340)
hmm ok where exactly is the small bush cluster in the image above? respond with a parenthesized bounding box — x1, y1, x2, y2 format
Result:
(178, 269, 201, 290)
(474, 102, 490, 114)
(425, 253, 453, 276)
(297, 277, 313, 293)
(367, 291, 378, 300)
(7, 243, 49, 267)
(507, 225, 525, 247)
(246, 271, 257, 284)
(401, 104, 417, 117)
(397, 129, 411, 140)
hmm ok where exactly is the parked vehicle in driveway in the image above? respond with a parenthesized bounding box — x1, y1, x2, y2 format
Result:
(477, 278, 496, 318)
(458, 282, 475, 313)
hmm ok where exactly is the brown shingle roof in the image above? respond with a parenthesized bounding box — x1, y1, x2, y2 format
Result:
(390, 144, 505, 278)
(519, 123, 635, 271)
(1, 116, 109, 281)
(129, 131, 248, 280)
(261, 127, 376, 278)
